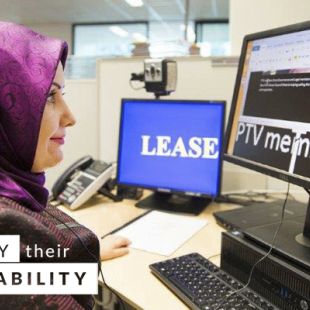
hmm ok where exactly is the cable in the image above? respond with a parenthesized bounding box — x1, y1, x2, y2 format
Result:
(207, 253, 221, 261)
(214, 182, 291, 310)
(129, 79, 145, 90)
(92, 287, 113, 309)
(43, 208, 126, 310)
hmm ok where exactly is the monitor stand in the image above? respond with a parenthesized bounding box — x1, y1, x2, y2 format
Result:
(244, 197, 310, 270)
(135, 192, 211, 215)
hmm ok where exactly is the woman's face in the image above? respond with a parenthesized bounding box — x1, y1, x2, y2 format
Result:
(31, 62, 76, 172)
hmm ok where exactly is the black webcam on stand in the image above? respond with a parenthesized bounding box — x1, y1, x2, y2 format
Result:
(130, 59, 177, 99)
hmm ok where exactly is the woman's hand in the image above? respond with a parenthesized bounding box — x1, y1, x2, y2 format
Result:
(100, 235, 131, 261)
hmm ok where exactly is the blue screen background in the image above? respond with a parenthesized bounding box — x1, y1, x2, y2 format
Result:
(117, 100, 225, 196)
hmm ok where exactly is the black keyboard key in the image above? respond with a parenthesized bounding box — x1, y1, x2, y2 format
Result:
(169, 275, 195, 299)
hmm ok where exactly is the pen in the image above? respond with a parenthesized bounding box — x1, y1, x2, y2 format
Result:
(101, 209, 152, 239)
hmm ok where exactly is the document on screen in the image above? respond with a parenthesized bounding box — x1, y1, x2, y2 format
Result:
(113, 211, 208, 256)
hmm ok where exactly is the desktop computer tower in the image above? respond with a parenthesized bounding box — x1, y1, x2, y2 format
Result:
(220, 231, 310, 310)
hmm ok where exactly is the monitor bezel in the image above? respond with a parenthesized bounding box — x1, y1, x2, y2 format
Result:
(117, 98, 226, 198)
(224, 21, 310, 189)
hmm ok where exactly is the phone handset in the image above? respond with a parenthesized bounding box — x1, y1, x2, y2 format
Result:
(52, 156, 115, 210)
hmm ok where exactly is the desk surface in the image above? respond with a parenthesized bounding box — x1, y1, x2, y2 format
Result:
(59, 195, 238, 310)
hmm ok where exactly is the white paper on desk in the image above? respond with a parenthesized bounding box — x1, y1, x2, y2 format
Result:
(113, 211, 208, 256)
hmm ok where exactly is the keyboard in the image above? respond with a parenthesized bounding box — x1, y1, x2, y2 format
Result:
(150, 253, 278, 310)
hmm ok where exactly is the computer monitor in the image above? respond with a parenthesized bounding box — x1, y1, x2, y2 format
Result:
(117, 98, 225, 215)
(224, 21, 310, 268)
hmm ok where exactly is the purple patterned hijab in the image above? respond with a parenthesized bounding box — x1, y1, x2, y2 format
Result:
(0, 22, 68, 212)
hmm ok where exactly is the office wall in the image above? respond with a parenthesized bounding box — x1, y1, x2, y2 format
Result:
(98, 56, 270, 192)
(25, 23, 72, 54)
(230, 0, 310, 54)
(45, 80, 99, 191)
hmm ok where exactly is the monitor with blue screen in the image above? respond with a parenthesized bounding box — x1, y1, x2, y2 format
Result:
(117, 99, 225, 214)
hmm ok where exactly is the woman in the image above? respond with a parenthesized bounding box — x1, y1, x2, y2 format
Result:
(0, 22, 130, 309)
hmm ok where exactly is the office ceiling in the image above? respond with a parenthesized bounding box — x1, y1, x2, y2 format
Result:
(0, 0, 229, 24)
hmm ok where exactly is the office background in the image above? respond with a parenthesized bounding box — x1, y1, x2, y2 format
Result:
(0, 0, 308, 192)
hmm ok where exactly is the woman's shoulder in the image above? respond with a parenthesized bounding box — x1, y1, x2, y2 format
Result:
(0, 196, 59, 225)
(0, 196, 56, 234)
(0, 196, 87, 231)
(0, 195, 100, 237)
(0, 196, 100, 262)
(0, 196, 28, 210)
(0, 196, 39, 221)
(0, 196, 89, 235)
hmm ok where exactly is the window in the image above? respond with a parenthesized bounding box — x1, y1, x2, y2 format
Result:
(72, 20, 230, 58)
(196, 20, 230, 56)
(73, 22, 148, 57)
(149, 21, 195, 57)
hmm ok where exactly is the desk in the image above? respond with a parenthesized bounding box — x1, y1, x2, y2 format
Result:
(59, 195, 238, 310)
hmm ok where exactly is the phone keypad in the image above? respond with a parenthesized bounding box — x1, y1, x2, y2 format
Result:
(58, 174, 95, 205)
(57, 161, 112, 206)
